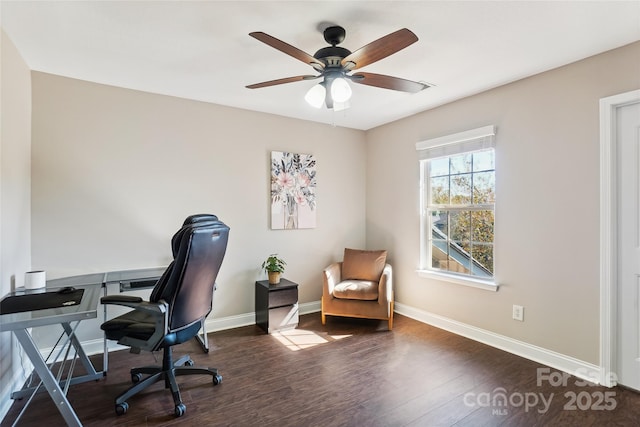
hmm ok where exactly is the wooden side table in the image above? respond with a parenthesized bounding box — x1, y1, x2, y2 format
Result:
(255, 278, 299, 334)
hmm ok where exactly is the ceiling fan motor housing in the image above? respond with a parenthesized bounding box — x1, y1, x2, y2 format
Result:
(313, 46, 351, 67)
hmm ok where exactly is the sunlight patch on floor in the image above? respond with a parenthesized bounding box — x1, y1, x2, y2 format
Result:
(271, 329, 351, 351)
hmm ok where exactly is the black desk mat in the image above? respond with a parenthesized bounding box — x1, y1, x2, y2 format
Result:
(0, 289, 85, 315)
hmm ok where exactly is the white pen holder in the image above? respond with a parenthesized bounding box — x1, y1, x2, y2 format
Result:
(25, 270, 46, 290)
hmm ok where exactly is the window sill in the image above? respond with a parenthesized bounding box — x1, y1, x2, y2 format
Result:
(416, 270, 499, 292)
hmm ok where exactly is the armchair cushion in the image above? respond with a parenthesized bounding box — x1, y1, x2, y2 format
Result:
(342, 248, 387, 282)
(333, 280, 379, 301)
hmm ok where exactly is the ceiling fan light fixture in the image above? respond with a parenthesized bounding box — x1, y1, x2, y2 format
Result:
(330, 77, 352, 103)
(305, 83, 326, 108)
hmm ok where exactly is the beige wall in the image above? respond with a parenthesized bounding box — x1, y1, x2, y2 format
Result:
(366, 41, 640, 364)
(14, 39, 640, 376)
(0, 29, 32, 415)
(30, 73, 366, 320)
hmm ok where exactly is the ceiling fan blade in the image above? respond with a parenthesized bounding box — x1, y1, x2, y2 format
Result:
(246, 75, 319, 89)
(341, 28, 418, 70)
(349, 72, 429, 93)
(250, 32, 325, 71)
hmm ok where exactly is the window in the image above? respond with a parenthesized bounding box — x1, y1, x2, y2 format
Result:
(416, 126, 497, 289)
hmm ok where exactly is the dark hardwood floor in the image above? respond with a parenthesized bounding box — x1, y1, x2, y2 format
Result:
(3, 313, 640, 426)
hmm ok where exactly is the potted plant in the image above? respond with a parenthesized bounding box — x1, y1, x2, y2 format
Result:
(262, 254, 286, 285)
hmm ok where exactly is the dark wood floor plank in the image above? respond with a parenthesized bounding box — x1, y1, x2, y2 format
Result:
(2, 313, 640, 427)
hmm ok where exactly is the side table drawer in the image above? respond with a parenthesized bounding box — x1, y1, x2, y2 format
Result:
(269, 288, 297, 308)
(267, 304, 299, 334)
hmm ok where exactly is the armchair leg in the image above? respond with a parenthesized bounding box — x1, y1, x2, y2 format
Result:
(388, 300, 394, 331)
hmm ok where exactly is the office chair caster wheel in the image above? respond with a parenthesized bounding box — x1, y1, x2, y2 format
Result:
(174, 403, 186, 417)
(115, 402, 128, 415)
(213, 374, 222, 385)
(131, 373, 142, 383)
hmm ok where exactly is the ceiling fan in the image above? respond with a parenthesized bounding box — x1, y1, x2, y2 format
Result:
(246, 25, 430, 110)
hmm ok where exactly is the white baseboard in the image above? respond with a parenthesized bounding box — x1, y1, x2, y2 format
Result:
(26, 300, 601, 405)
(394, 302, 602, 385)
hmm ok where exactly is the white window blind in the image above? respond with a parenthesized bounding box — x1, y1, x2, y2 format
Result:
(416, 125, 496, 160)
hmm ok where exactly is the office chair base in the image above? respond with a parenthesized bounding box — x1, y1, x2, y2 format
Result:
(114, 351, 222, 417)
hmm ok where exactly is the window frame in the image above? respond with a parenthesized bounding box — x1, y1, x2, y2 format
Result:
(416, 125, 498, 291)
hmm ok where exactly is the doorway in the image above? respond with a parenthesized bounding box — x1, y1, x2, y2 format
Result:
(600, 89, 640, 389)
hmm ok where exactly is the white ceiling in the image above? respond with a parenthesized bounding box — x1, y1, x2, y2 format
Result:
(2, 1, 639, 130)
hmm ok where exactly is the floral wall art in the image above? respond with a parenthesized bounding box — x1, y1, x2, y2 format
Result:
(270, 151, 317, 229)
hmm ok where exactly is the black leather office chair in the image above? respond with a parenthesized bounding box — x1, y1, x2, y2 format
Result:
(100, 214, 229, 417)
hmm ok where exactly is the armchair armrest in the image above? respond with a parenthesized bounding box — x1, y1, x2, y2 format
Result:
(378, 263, 393, 304)
(323, 262, 342, 297)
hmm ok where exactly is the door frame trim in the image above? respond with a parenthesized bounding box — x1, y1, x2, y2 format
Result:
(599, 89, 640, 387)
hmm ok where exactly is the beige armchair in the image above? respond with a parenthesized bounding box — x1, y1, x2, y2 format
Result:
(322, 248, 394, 330)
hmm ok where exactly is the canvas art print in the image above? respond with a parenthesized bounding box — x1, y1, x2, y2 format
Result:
(271, 151, 316, 229)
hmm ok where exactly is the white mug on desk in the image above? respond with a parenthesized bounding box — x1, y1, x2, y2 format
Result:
(25, 270, 46, 290)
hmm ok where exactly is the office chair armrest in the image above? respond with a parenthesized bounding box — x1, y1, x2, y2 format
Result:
(114, 301, 169, 353)
(103, 298, 169, 353)
(101, 295, 143, 305)
(101, 296, 168, 316)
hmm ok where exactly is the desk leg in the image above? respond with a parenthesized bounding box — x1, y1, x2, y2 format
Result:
(11, 323, 102, 400)
(103, 283, 108, 374)
(13, 329, 82, 427)
(61, 322, 100, 378)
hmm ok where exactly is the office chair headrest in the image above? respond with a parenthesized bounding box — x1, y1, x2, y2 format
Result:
(171, 214, 219, 257)
(183, 214, 218, 225)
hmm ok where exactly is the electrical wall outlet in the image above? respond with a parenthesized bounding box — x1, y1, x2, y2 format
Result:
(512, 305, 524, 321)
